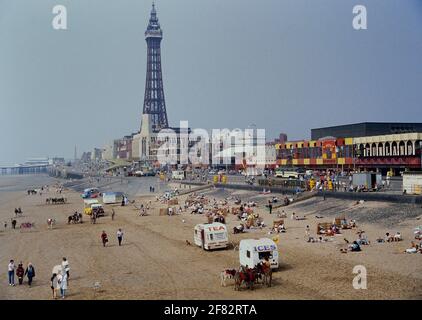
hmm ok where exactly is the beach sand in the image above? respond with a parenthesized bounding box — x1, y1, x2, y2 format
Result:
(0, 176, 421, 300)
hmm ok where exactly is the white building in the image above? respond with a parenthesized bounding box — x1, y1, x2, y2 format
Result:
(265, 144, 277, 168)
(102, 143, 115, 161)
(132, 114, 158, 163)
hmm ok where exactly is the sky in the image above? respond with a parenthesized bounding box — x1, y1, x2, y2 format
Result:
(0, 0, 421, 165)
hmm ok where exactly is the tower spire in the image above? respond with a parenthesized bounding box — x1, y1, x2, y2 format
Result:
(142, 2, 168, 132)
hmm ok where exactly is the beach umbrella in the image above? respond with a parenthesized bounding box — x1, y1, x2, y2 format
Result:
(52, 265, 62, 274)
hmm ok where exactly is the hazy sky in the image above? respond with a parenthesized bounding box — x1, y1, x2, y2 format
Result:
(0, 0, 421, 165)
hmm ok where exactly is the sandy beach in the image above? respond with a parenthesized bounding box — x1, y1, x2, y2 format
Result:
(0, 175, 421, 300)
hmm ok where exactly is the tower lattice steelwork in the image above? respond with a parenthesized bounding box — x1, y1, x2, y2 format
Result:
(142, 3, 168, 132)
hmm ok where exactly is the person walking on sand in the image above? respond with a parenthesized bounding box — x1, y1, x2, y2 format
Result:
(101, 231, 108, 247)
(8, 260, 16, 286)
(16, 262, 24, 285)
(58, 271, 68, 299)
(111, 209, 115, 221)
(62, 258, 70, 283)
(117, 228, 124, 246)
(51, 273, 58, 299)
(24, 262, 35, 287)
(11, 219, 17, 229)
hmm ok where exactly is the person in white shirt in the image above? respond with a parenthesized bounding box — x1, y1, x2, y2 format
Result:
(117, 229, 124, 246)
(394, 232, 402, 241)
(61, 257, 70, 283)
(58, 271, 68, 299)
(305, 225, 311, 237)
(8, 260, 16, 286)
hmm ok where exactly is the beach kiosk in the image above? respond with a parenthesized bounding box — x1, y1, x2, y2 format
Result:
(193, 222, 228, 250)
(239, 238, 279, 269)
(102, 192, 125, 204)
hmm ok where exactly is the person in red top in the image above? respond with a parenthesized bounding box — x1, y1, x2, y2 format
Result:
(101, 231, 108, 247)
(16, 262, 25, 285)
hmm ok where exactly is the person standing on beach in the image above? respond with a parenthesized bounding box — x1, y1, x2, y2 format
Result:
(8, 260, 16, 286)
(117, 229, 124, 246)
(11, 219, 17, 229)
(51, 274, 58, 299)
(111, 209, 115, 221)
(16, 262, 24, 285)
(57, 271, 68, 299)
(268, 201, 273, 215)
(101, 231, 108, 247)
(24, 263, 35, 287)
(62, 258, 70, 283)
(305, 225, 311, 240)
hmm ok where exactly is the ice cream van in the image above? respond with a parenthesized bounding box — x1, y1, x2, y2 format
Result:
(194, 222, 228, 250)
(239, 238, 279, 269)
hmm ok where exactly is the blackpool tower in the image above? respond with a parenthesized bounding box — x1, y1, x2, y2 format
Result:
(142, 3, 169, 132)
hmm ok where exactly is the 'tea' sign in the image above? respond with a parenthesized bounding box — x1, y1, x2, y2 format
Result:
(207, 225, 225, 232)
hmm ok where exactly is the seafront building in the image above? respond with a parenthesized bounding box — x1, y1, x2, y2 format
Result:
(276, 122, 422, 175)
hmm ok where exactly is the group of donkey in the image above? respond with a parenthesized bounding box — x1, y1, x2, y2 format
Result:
(68, 212, 83, 224)
(220, 263, 273, 290)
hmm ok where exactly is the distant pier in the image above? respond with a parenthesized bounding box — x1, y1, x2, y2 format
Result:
(0, 164, 49, 175)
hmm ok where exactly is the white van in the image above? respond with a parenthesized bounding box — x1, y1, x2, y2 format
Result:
(193, 222, 228, 250)
(172, 170, 185, 180)
(239, 238, 279, 269)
